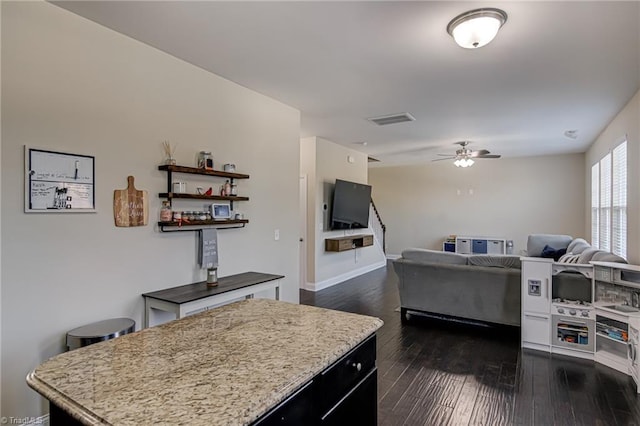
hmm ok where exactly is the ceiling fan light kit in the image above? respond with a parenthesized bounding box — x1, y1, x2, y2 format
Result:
(447, 8, 508, 49)
(454, 158, 474, 168)
(434, 141, 501, 167)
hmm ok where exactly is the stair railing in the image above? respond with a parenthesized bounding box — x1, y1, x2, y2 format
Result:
(370, 199, 386, 253)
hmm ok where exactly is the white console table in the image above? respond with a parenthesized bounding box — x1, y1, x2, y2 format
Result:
(142, 272, 283, 328)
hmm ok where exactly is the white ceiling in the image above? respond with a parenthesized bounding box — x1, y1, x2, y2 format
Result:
(53, 1, 640, 166)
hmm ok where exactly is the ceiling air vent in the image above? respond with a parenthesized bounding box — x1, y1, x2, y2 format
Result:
(367, 113, 415, 126)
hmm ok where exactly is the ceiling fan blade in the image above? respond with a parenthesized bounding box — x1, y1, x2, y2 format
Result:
(437, 153, 456, 156)
(470, 149, 490, 157)
(476, 154, 501, 159)
(432, 157, 454, 162)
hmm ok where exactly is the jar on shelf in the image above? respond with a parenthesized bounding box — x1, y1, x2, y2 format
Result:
(224, 180, 231, 196)
(172, 210, 182, 222)
(197, 151, 214, 170)
(198, 211, 207, 221)
(160, 201, 172, 222)
(230, 183, 238, 196)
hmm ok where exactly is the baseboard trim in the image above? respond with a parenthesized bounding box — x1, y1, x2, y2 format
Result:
(305, 261, 386, 292)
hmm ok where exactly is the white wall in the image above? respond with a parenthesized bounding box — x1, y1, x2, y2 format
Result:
(300, 137, 385, 291)
(1, 2, 300, 418)
(586, 90, 640, 263)
(300, 137, 316, 283)
(369, 154, 586, 256)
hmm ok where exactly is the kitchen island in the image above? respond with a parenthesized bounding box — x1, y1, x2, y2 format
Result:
(27, 299, 383, 425)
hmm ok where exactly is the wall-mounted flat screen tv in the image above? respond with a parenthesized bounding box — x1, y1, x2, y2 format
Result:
(330, 179, 372, 230)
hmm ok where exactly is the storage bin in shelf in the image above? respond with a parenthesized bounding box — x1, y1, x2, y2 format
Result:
(158, 219, 249, 232)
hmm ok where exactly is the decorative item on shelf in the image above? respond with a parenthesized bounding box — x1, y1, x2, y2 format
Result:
(205, 187, 213, 196)
(197, 151, 214, 170)
(223, 163, 236, 172)
(162, 140, 177, 166)
(230, 183, 238, 196)
(206, 267, 218, 287)
(172, 210, 182, 225)
(196, 187, 204, 195)
(224, 180, 231, 196)
(234, 212, 244, 220)
(160, 201, 172, 222)
(172, 181, 187, 194)
(113, 176, 148, 227)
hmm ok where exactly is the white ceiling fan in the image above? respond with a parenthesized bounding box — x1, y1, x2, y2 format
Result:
(433, 141, 501, 167)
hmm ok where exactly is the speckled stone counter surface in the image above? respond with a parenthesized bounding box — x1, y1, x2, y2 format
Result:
(27, 299, 383, 425)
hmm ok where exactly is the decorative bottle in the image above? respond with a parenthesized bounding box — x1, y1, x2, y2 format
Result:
(224, 180, 231, 196)
(160, 201, 172, 222)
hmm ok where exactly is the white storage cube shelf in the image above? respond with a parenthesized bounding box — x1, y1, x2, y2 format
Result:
(455, 237, 506, 255)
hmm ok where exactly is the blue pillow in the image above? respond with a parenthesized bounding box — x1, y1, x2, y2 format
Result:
(541, 245, 567, 261)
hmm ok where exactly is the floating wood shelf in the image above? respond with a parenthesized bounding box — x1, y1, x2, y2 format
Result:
(158, 219, 249, 232)
(325, 234, 374, 252)
(158, 164, 250, 230)
(158, 164, 249, 180)
(159, 193, 249, 202)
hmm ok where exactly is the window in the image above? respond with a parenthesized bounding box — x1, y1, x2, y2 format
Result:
(591, 140, 627, 259)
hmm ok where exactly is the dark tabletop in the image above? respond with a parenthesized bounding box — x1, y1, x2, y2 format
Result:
(142, 272, 284, 304)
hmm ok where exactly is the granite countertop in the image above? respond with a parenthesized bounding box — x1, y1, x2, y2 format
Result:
(27, 299, 383, 425)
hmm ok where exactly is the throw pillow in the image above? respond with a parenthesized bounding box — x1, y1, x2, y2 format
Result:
(541, 245, 567, 261)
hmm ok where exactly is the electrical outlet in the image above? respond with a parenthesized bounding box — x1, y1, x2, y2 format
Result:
(274, 229, 280, 241)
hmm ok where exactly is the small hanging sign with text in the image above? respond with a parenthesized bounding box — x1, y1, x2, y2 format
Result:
(113, 176, 148, 227)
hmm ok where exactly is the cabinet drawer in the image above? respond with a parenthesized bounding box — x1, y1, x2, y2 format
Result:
(318, 334, 376, 413)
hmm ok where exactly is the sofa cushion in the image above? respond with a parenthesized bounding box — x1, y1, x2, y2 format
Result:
(401, 248, 468, 265)
(467, 255, 521, 269)
(577, 248, 600, 263)
(567, 238, 591, 255)
(527, 234, 572, 257)
(591, 251, 627, 263)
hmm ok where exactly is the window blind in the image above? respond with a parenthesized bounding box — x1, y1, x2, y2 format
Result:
(599, 153, 611, 252)
(591, 140, 627, 259)
(591, 163, 599, 248)
(612, 142, 627, 258)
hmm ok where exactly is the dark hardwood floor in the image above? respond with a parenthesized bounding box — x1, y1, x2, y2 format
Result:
(300, 263, 640, 426)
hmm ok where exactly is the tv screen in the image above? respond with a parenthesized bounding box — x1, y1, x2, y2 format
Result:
(331, 179, 372, 230)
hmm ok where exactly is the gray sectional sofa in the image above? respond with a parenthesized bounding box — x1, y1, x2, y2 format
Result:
(393, 234, 627, 328)
(393, 249, 522, 326)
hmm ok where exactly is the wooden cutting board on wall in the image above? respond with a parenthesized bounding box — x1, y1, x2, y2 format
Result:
(114, 176, 148, 227)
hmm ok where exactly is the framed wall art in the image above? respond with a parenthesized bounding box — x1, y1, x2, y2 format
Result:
(24, 146, 96, 213)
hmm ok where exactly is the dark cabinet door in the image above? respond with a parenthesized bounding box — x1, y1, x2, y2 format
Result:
(320, 368, 377, 426)
(253, 380, 315, 426)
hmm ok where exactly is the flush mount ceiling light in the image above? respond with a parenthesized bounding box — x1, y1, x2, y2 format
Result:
(447, 8, 508, 49)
